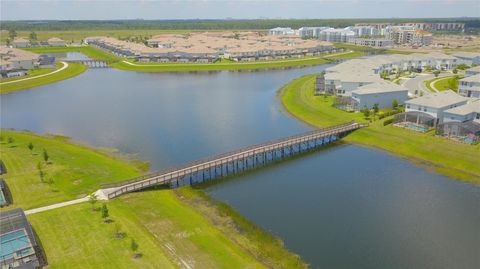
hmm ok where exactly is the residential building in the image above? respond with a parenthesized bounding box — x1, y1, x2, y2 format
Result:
(404, 90, 468, 124)
(298, 27, 330, 38)
(453, 52, 480, 66)
(12, 37, 30, 48)
(346, 26, 381, 37)
(386, 27, 432, 46)
(443, 99, 480, 123)
(465, 66, 480, 77)
(319, 28, 355, 43)
(0, 48, 40, 70)
(47, 37, 66, 46)
(400, 22, 465, 32)
(346, 37, 393, 48)
(351, 81, 409, 109)
(268, 27, 295, 36)
(0, 208, 42, 269)
(458, 74, 480, 98)
(88, 32, 337, 63)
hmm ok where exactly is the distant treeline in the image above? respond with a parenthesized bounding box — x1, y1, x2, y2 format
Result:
(1, 18, 480, 31)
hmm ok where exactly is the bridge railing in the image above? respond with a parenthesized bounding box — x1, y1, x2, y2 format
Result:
(100, 121, 358, 189)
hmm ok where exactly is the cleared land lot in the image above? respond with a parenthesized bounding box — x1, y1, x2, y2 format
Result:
(279, 74, 480, 183)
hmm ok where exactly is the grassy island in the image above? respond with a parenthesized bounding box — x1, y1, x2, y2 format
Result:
(279, 74, 480, 183)
(0, 130, 307, 268)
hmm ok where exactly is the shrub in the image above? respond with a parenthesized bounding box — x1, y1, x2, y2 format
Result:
(383, 118, 394, 126)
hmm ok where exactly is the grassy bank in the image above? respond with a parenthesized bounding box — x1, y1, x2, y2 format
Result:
(0, 130, 145, 209)
(430, 75, 460, 92)
(113, 51, 364, 72)
(25, 46, 121, 61)
(0, 62, 87, 94)
(0, 67, 55, 83)
(5, 130, 306, 268)
(279, 74, 480, 183)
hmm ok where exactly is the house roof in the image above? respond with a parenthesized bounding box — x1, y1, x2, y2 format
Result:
(452, 52, 480, 59)
(444, 99, 480, 116)
(405, 90, 468, 108)
(460, 74, 480, 83)
(47, 37, 64, 42)
(352, 81, 409, 95)
(13, 37, 29, 43)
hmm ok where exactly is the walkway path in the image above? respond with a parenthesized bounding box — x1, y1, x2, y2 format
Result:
(0, 61, 69, 85)
(24, 196, 88, 215)
(121, 51, 355, 67)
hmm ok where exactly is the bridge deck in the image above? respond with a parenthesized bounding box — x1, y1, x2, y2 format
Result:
(97, 121, 365, 199)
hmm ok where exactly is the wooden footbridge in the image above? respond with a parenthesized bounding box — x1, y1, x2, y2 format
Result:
(96, 121, 365, 200)
(65, 59, 117, 68)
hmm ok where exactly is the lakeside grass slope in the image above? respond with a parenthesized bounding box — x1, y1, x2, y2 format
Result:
(0, 130, 144, 209)
(0, 62, 87, 94)
(279, 74, 480, 183)
(5, 130, 307, 268)
(25, 46, 121, 61)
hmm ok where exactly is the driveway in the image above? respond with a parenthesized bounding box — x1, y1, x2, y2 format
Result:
(401, 73, 452, 97)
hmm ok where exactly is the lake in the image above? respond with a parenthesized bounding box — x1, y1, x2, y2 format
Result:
(1, 64, 479, 268)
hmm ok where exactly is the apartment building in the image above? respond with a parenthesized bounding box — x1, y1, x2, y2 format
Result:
(458, 74, 480, 98)
(346, 37, 393, 48)
(298, 27, 330, 38)
(400, 22, 465, 32)
(268, 27, 295, 36)
(386, 27, 433, 46)
(319, 28, 355, 43)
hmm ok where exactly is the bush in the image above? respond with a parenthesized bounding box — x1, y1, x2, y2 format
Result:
(383, 118, 394, 126)
(378, 109, 402, 119)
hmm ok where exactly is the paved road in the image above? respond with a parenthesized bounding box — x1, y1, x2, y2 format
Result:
(402, 73, 452, 96)
(0, 61, 69, 85)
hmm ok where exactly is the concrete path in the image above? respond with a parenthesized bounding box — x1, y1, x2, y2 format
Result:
(24, 196, 88, 215)
(121, 50, 355, 67)
(0, 61, 68, 85)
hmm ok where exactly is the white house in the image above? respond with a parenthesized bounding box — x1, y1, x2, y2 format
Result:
(443, 99, 480, 123)
(351, 81, 409, 109)
(458, 74, 480, 98)
(405, 90, 468, 124)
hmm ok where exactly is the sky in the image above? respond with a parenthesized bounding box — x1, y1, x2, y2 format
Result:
(1, 0, 479, 21)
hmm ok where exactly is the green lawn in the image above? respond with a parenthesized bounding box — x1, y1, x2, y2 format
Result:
(0, 67, 55, 83)
(279, 74, 480, 183)
(24, 46, 121, 61)
(0, 130, 145, 209)
(432, 75, 461, 92)
(0, 62, 87, 94)
(28, 189, 270, 269)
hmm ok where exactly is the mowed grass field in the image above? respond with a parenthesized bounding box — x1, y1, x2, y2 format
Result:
(28, 189, 272, 269)
(0, 62, 87, 94)
(279, 74, 480, 183)
(0, 130, 145, 209)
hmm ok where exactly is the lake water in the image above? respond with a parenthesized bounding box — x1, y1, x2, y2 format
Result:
(1, 64, 479, 268)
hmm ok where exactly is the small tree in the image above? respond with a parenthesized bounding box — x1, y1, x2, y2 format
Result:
(37, 162, 45, 183)
(89, 194, 98, 211)
(453, 68, 458, 74)
(7, 137, 14, 144)
(101, 204, 109, 222)
(131, 239, 140, 258)
(362, 106, 370, 119)
(29, 31, 37, 41)
(43, 149, 49, 164)
(433, 70, 440, 77)
(373, 103, 379, 120)
(392, 99, 399, 110)
(8, 29, 17, 40)
(28, 142, 34, 154)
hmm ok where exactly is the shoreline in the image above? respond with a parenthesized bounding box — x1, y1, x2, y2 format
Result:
(277, 74, 480, 184)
